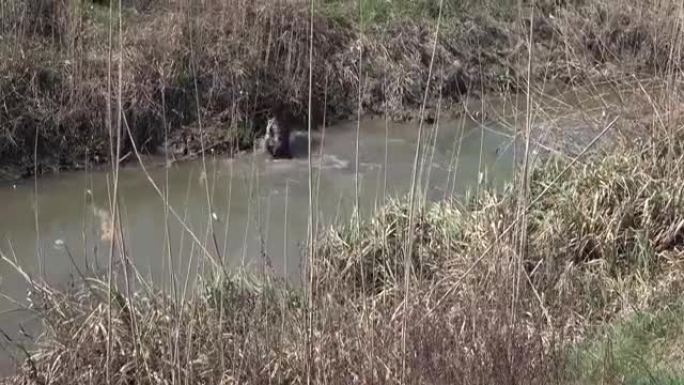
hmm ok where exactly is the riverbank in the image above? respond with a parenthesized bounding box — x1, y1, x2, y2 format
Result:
(1, 0, 680, 180)
(4, 114, 683, 383)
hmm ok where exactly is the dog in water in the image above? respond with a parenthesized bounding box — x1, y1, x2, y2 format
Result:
(264, 116, 292, 158)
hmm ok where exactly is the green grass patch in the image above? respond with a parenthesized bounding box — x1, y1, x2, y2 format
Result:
(319, 0, 520, 26)
(566, 304, 684, 385)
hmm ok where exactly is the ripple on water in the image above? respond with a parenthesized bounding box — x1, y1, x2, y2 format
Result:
(316, 154, 350, 170)
(262, 154, 350, 173)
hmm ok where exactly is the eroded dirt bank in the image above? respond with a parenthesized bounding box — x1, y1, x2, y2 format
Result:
(1, 0, 680, 180)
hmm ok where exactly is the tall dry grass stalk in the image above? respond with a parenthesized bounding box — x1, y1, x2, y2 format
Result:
(185, 0, 224, 270)
(401, 0, 446, 380)
(306, 0, 316, 383)
(104, 0, 117, 381)
(511, 0, 536, 365)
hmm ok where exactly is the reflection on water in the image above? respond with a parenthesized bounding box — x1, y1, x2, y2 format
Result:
(0, 116, 514, 374)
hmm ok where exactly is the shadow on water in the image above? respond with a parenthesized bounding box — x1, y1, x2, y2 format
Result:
(288, 131, 322, 159)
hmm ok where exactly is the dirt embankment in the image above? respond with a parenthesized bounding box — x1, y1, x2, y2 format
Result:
(0, 0, 680, 180)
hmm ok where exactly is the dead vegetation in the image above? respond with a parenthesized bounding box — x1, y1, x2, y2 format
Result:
(2, 0, 684, 178)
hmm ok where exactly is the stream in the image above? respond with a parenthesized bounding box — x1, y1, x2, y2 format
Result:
(0, 115, 516, 373)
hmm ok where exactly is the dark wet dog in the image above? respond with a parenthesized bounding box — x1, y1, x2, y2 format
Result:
(264, 117, 292, 158)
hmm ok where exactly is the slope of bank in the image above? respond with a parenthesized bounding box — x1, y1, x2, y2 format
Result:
(1, 0, 681, 179)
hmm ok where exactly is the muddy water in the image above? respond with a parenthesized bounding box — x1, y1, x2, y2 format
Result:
(0, 116, 514, 374)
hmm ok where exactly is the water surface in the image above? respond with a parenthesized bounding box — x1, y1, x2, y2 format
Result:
(0, 116, 514, 374)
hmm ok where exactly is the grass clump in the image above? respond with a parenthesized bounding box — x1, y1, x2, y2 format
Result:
(320, 0, 522, 25)
(567, 304, 684, 385)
